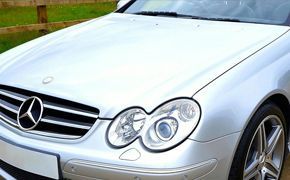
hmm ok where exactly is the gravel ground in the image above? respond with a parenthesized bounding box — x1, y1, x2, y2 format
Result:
(282, 156, 290, 179)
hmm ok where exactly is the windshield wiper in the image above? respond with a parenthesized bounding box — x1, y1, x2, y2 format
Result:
(199, 17, 241, 22)
(134, 11, 206, 19)
(178, 15, 241, 22)
(134, 11, 241, 22)
(134, 11, 180, 17)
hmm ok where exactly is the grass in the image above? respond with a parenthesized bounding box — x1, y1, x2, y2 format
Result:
(0, 2, 116, 53)
(0, 2, 116, 27)
(0, 28, 59, 54)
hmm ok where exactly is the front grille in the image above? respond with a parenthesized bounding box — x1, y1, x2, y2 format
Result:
(0, 85, 99, 139)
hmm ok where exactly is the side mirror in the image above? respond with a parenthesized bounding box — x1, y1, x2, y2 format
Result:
(117, 0, 131, 9)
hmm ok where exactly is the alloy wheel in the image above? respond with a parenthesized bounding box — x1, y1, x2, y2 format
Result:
(243, 115, 285, 180)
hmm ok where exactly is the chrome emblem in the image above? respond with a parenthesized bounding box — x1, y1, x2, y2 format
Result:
(17, 97, 44, 131)
(42, 76, 54, 84)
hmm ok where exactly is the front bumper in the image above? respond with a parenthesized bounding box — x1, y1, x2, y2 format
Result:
(0, 119, 240, 180)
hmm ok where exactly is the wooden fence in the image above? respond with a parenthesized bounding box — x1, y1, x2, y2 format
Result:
(0, 0, 116, 34)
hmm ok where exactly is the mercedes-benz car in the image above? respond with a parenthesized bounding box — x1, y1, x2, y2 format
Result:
(0, 0, 290, 179)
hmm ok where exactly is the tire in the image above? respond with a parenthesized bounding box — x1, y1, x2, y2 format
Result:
(229, 102, 287, 180)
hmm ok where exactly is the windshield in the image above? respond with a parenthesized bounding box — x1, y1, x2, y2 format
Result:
(118, 0, 290, 25)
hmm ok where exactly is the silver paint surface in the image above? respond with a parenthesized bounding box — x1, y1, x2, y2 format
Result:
(0, 12, 290, 179)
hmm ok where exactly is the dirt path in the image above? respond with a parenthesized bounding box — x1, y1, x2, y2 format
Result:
(282, 156, 290, 179)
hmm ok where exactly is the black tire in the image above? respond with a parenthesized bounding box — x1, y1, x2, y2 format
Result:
(229, 102, 287, 180)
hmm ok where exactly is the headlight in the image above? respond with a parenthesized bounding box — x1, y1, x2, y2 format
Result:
(108, 109, 146, 147)
(107, 98, 201, 151)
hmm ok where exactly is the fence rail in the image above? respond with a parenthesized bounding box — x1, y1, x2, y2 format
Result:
(0, 19, 91, 34)
(0, 0, 115, 7)
(0, 0, 116, 34)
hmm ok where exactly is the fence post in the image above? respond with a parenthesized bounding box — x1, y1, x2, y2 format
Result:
(37, 5, 48, 33)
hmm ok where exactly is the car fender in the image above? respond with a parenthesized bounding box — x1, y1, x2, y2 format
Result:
(190, 30, 290, 142)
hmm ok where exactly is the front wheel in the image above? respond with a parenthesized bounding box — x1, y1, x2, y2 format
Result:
(229, 103, 287, 180)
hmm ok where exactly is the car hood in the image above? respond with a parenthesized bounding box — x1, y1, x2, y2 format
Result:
(0, 13, 288, 118)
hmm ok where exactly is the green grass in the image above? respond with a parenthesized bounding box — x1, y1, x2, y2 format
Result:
(0, 28, 59, 54)
(0, 2, 116, 53)
(0, 2, 116, 27)
(48, 3, 115, 23)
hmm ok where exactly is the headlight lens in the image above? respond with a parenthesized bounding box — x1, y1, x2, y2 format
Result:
(107, 98, 201, 151)
(155, 118, 178, 141)
(108, 109, 146, 147)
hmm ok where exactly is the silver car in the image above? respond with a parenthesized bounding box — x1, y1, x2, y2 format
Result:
(0, 0, 290, 179)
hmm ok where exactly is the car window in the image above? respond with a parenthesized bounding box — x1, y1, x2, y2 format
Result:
(119, 0, 290, 25)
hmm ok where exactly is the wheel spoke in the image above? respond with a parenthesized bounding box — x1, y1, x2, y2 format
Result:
(244, 166, 260, 180)
(244, 157, 260, 178)
(257, 171, 263, 180)
(261, 169, 267, 180)
(267, 126, 282, 155)
(266, 158, 279, 176)
(258, 123, 267, 153)
(264, 166, 279, 179)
